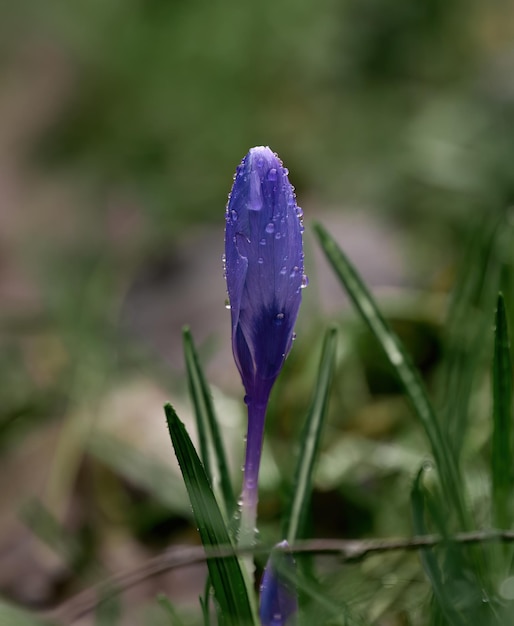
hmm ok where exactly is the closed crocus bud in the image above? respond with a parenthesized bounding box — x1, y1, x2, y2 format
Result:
(259, 541, 298, 626)
(224, 146, 305, 407)
(224, 147, 306, 548)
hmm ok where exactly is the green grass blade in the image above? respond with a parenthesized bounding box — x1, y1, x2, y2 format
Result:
(164, 403, 258, 626)
(183, 327, 237, 518)
(411, 468, 467, 626)
(492, 293, 513, 529)
(437, 216, 503, 459)
(313, 221, 466, 527)
(284, 326, 338, 544)
(200, 577, 212, 626)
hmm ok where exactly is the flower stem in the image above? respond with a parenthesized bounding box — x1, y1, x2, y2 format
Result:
(238, 399, 267, 552)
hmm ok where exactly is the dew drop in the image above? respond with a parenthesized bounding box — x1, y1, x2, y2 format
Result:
(259, 238, 266, 246)
(292, 332, 297, 341)
(231, 210, 238, 222)
(267, 168, 278, 181)
(274, 312, 285, 325)
(279, 266, 287, 275)
(283, 167, 289, 175)
(296, 206, 304, 218)
(224, 299, 231, 310)
(301, 274, 309, 289)
(258, 257, 264, 264)
(265, 222, 275, 234)
(290, 265, 299, 278)
(275, 232, 281, 240)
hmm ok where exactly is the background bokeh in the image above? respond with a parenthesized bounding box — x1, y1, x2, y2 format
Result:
(1, 1, 514, 624)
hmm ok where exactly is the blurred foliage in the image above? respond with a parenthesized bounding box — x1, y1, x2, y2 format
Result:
(3, 0, 514, 239)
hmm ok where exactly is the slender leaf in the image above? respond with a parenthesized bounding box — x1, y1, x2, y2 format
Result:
(438, 216, 503, 459)
(313, 221, 466, 527)
(183, 327, 237, 518)
(284, 326, 338, 543)
(492, 293, 513, 529)
(164, 403, 258, 626)
(411, 467, 466, 626)
(201, 576, 213, 626)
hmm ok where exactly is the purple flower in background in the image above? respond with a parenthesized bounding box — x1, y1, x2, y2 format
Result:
(259, 541, 298, 626)
(224, 146, 305, 544)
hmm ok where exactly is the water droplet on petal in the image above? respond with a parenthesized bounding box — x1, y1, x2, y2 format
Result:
(290, 266, 299, 278)
(301, 274, 309, 288)
(274, 312, 285, 325)
(224, 298, 231, 310)
(296, 206, 304, 218)
(260, 238, 266, 246)
(231, 210, 238, 222)
(258, 257, 264, 264)
(265, 222, 275, 234)
(275, 232, 281, 240)
(280, 266, 287, 275)
(267, 168, 278, 181)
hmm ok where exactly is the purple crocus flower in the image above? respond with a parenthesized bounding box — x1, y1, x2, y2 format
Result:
(259, 541, 298, 626)
(224, 146, 305, 544)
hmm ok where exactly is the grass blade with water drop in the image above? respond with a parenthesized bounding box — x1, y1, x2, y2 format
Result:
(164, 403, 258, 626)
(283, 325, 338, 544)
(313, 221, 466, 527)
(183, 327, 237, 519)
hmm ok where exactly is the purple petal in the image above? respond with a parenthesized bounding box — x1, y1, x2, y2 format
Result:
(224, 147, 305, 405)
(259, 541, 298, 626)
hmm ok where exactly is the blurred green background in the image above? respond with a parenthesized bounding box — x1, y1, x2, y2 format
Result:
(1, 1, 514, 624)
